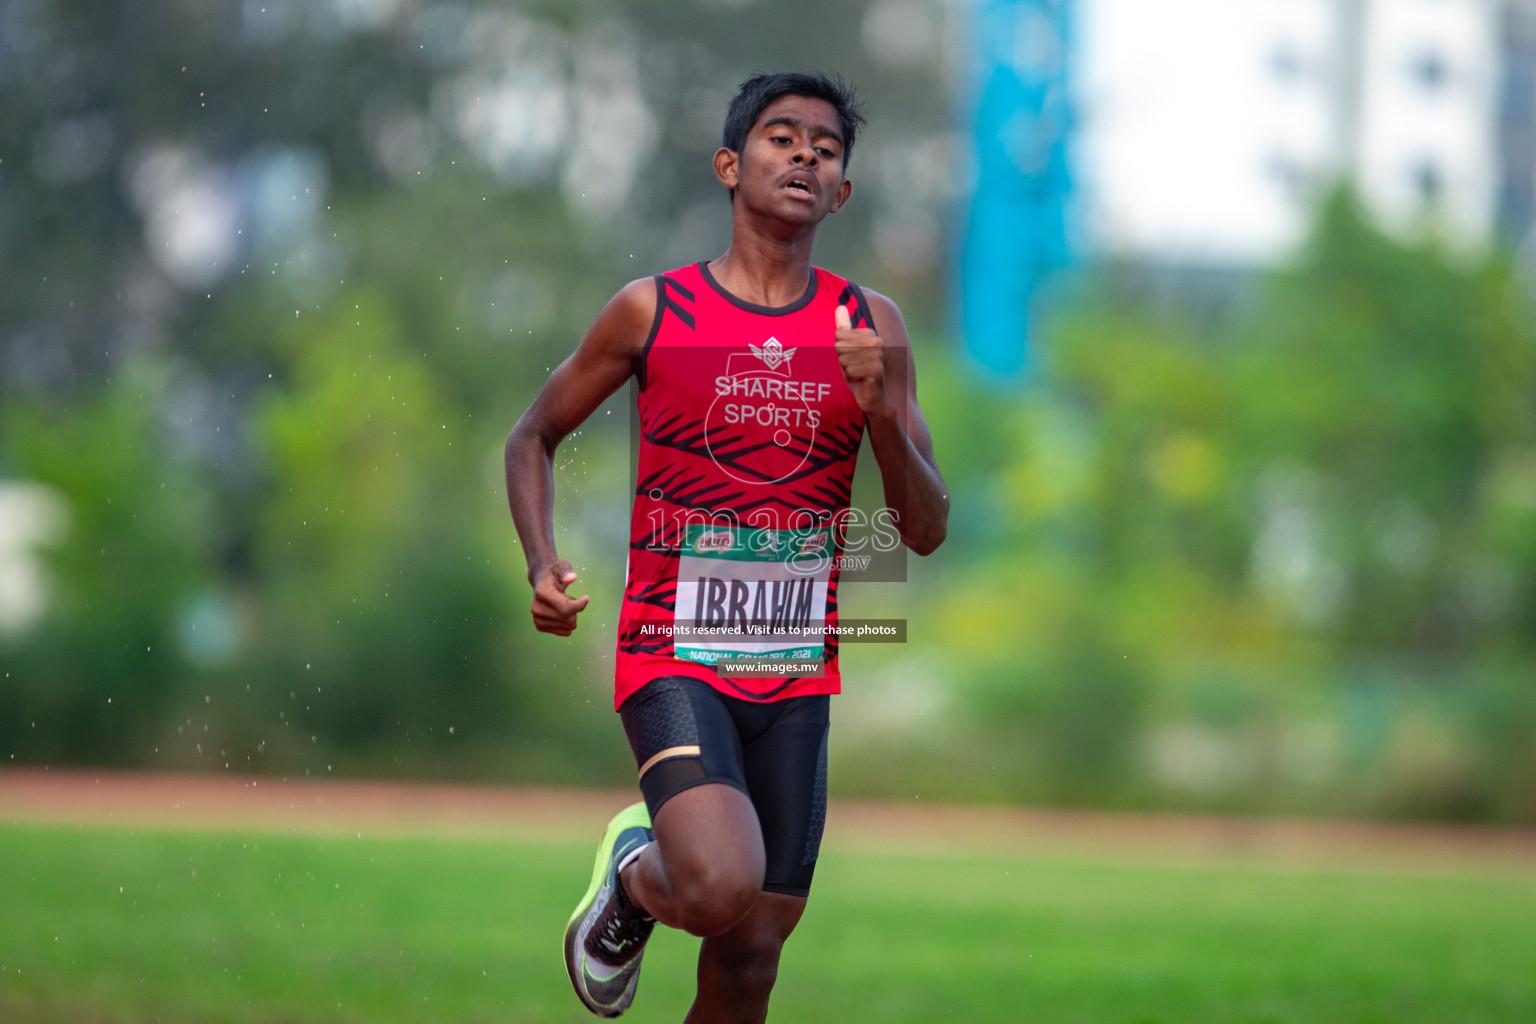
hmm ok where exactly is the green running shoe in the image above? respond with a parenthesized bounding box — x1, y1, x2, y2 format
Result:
(563, 802, 656, 1017)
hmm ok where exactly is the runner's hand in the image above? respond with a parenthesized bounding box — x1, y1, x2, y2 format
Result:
(833, 303, 890, 416)
(530, 559, 590, 636)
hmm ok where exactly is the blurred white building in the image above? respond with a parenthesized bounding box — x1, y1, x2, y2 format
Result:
(0, 482, 66, 636)
(1072, 0, 1536, 263)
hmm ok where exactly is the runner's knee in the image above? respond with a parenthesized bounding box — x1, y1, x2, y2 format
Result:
(669, 859, 762, 936)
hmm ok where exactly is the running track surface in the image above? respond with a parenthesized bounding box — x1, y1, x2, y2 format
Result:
(2, 768, 1534, 872)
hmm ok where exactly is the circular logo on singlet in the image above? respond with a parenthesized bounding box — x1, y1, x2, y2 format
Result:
(705, 338, 819, 485)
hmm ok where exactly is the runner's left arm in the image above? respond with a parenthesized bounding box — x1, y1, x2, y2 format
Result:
(833, 290, 948, 555)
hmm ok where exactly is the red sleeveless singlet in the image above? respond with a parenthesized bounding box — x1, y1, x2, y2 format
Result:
(613, 261, 874, 708)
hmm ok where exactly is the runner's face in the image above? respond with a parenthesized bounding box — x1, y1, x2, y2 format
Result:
(729, 95, 851, 222)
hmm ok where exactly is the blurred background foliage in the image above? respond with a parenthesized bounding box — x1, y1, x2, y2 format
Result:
(852, 193, 1536, 823)
(2, 0, 1534, 823)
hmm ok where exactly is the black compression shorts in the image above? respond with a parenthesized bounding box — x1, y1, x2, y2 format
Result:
(617, 675, 829, 898)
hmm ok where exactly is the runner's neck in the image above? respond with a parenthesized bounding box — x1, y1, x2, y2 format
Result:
(707, 233, 818, 309)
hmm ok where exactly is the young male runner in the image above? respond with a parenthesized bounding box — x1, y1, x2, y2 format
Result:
(505, 72, 948, 1021)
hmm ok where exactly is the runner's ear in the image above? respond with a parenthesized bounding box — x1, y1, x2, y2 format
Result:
(834, 304, 852, 332)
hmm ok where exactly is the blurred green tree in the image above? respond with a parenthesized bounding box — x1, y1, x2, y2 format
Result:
(0, 359, 218, 763)
(241, 290, 522, 764)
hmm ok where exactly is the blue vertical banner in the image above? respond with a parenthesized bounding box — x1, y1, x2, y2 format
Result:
(958, 0, 1074, 382)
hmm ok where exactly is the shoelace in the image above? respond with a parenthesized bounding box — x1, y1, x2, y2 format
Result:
(593, 902, 652, 958)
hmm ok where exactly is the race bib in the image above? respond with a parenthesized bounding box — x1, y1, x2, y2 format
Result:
(672, 523, 832, 669)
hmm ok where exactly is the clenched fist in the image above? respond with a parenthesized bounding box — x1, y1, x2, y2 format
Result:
(833, 303, 890, 416)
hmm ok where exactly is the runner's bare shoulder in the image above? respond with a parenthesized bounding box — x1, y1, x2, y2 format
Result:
(580, 277, 661, 362)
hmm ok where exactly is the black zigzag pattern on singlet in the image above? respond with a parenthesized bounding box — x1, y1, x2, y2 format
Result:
(789, 422, 865, 482)
(636, 464, 747, 513)
(632, 464, 749, 556)
(642, 405, 852, 492)
(618, 622, 673, 655)
(626, 578, 676, 611)
(638, 493, 839, 545)
(643, 406, 712, 459)
(631, 522, 686, 557)
(636, 410, 752, 540)
(788, 473, 855, 513)
(698, 421, 863, 487)
(660, 276, 695, 329)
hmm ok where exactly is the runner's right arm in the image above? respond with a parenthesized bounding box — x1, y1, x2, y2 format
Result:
(505, 279, 657, 635)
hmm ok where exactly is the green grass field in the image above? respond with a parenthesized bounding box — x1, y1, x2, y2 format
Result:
(1, 822, 1532, 1023)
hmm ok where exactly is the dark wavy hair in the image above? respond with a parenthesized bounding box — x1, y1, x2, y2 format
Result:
(722, 72, 866, 168)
